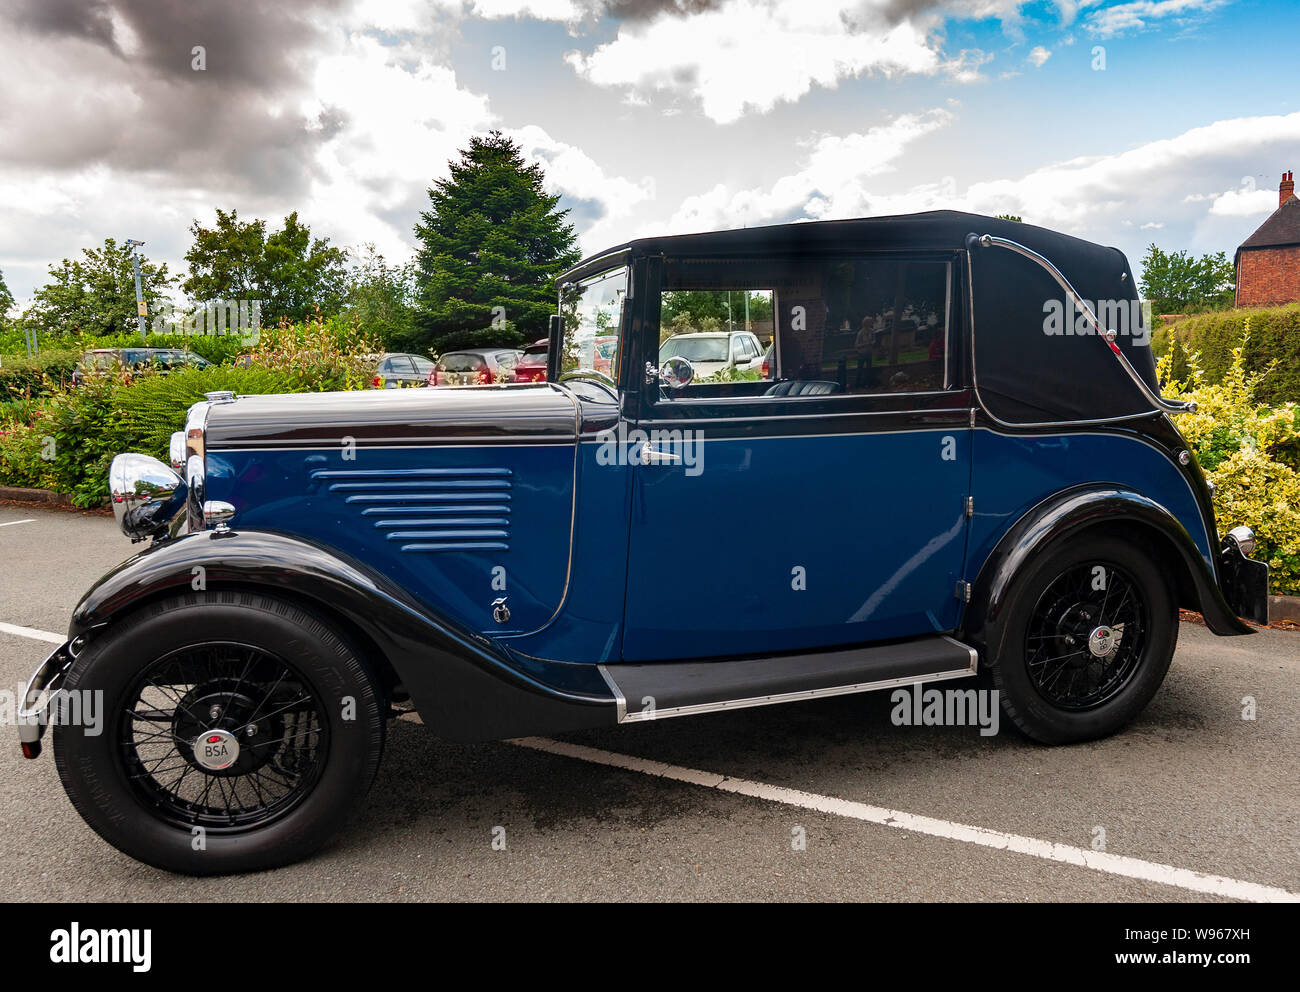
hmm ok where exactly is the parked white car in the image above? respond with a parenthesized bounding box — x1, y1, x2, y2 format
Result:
(658, 330, 764, 379)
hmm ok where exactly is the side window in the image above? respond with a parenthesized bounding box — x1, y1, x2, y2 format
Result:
(659, 256, 951, 396)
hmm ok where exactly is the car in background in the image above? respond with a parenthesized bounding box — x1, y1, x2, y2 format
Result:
(512, 340, 548, 383)
(658, 330, 763, 379)
(73, 348, 210, 386)
(369, 352, 435, 388)
(430, 348, 522, 386)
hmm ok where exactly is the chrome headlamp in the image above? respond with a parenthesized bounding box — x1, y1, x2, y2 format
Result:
(109, 453, 187, 542)
(114, 393, 237, 543)
(1225, 525, 1257, 557)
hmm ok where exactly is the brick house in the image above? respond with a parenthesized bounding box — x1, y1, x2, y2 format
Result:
(1235, 171, 1300, 307)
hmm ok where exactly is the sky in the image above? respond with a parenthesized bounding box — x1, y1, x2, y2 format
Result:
(0, 0, 1297, 309)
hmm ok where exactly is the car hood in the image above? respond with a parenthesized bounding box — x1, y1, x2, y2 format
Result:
(203, 383, 578, 449)
(687, 360, 727, 377)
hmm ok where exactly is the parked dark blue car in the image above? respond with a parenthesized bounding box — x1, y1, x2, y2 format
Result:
(20, 211, 1269, 874)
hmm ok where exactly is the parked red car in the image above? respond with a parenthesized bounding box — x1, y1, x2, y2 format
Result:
(512, 340, 548, 383)
(429, 348, 521, 386)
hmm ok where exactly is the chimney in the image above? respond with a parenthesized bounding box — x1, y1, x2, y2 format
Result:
(1282, 170, 1296, 207)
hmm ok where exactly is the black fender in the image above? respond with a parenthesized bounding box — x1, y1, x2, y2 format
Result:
(69, 528, 617, 742)
(965, 485, 1253, 657)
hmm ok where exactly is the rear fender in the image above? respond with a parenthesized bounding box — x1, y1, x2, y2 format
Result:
(966, 485, 1252, 656)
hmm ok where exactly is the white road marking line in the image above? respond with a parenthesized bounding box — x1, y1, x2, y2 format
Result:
(0, 519, 35, 527)
(510, 735, 1300, 903)
(0, 621, 64, 644)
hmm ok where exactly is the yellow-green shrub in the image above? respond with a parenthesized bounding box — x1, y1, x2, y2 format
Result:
(1159, 332, 1300, 595)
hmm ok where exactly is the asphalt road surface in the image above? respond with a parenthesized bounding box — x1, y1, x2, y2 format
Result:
(2, 504, 1297, 901)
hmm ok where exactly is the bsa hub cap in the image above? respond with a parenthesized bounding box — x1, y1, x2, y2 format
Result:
(192, 728, 240, 771)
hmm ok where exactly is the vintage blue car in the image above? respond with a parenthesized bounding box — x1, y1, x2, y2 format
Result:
(19, 211, 1269, 874)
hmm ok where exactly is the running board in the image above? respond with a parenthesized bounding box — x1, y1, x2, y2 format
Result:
(598, 635, 978, 724)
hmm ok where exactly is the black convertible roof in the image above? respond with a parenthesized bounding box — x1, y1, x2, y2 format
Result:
(561, 210, 1132, 284)
(565, 209, 1158, 425)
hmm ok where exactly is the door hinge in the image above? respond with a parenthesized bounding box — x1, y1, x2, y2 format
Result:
(969, 407, 976, 428)
(964, 495, 974, 518)
(955, 581, 972, 603)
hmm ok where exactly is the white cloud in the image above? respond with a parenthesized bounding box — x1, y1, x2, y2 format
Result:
(510, 124, 656, 246)
(658, 110, 1300, 268)
(1027, 45, 1052, 67)
(0, 11, 650, 304)
(564, 1, 992, 124)
(1206, 187, 1279, 218)
(1086, 0, 1230, 38)
(664, 109, 955, 232)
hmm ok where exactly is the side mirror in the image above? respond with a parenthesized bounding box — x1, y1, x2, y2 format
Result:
(649, 356, 694, 388)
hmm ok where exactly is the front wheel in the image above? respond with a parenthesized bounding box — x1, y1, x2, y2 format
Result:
(54, 592, 385, 874)
(987, 534, 1178, 745)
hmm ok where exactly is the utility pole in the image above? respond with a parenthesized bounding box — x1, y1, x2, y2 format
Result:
(126, 239, 147, 342)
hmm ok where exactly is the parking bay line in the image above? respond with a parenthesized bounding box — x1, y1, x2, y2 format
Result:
(509, 735, 1300, 903)
(0, 621, 63, 644)
(4, 619, 1293, 902)
(0, 519, 35, 528)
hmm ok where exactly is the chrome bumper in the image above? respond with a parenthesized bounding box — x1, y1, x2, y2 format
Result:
(16, 639, 78, 759)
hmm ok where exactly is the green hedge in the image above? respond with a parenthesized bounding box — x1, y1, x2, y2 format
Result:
(1153, 304, 1300, 405)
(1, 361, 372, 506)
(0, 350, 80, 401)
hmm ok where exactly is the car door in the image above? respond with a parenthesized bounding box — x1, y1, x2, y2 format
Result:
(622, 251, 973, 662)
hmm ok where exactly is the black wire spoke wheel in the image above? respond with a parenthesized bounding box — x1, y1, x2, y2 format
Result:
(1024, 560, 1148, 711)
(119, 643, 328, 831)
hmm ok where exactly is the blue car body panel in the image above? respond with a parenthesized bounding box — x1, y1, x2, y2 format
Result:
(967, 428, 1216, 582)
(622, 428, 972, 660)
(205, 443, 577, 638)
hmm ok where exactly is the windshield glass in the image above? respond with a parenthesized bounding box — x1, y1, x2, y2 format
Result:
(660, 335, 729, 363)
(558, 265, 627, 380)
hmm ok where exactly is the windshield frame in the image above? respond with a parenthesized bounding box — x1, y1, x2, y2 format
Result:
(554, 263, 630, 388)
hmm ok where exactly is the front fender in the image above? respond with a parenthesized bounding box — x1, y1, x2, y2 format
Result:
(70, 528, 616, 742)
(966, 485, 1253, 653)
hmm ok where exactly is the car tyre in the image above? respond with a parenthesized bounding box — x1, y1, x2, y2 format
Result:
(54, 591, 385, 875)
(986, 534, 1178, 745)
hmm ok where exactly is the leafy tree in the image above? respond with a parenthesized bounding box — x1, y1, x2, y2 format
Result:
(342, 244, 417, 348)
(0, 268, 14, 325)
(184, 209, 349, 324)
(23, 239, 176, 337)
(412, 131, 581, 353)
(661, 290, 772, 327)
(995, 214, 1023, 222)
(1140, 245, 1236, 315)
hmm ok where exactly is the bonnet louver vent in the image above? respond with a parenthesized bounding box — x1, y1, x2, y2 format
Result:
(312, 467, 512, 553)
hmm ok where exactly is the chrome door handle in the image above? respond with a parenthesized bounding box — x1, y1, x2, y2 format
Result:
(640, 444, 681, 464)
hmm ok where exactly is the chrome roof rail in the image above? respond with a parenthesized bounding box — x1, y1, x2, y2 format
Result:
(972, 233, 1197, 415)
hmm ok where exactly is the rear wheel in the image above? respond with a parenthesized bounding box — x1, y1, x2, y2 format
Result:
(987, 534, 1177, 744)
(54, 592, 385, 874)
